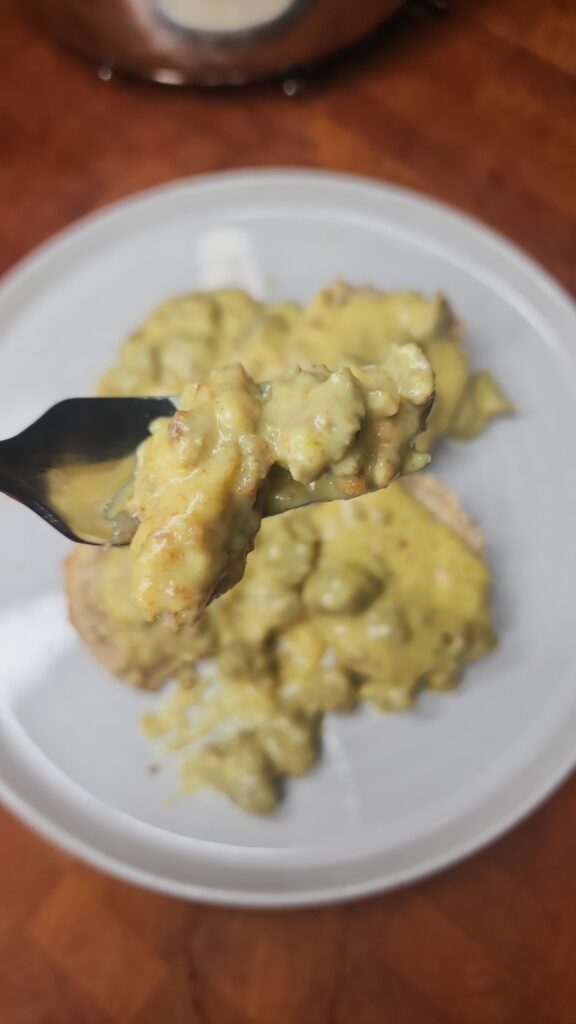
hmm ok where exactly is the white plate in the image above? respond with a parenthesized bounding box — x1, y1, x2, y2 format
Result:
(1, 170, 576, 907)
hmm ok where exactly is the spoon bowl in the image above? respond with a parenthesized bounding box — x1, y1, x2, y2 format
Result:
(0, 397, 176, 544)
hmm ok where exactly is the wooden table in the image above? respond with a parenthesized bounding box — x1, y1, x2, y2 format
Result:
(1, 1, 576, 1020)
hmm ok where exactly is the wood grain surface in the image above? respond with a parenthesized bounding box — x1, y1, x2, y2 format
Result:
(1, 0, 576, 1020)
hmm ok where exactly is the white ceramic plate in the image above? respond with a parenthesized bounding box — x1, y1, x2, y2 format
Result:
(1, 170, 576, 907)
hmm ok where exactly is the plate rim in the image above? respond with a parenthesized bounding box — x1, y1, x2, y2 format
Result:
(1, 167, 576, 907)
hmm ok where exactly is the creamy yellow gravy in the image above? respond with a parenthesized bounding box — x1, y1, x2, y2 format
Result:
(47, 454, 138, 544)
(83, 283, 509, 813)
(127, 350, 433, 623)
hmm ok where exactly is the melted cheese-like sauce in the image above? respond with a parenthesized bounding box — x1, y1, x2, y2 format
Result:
(47, 455, 138, 544)
(139, 486, 495, 812)
(126, 352, 432, 622)
(87, 283, 508, 813)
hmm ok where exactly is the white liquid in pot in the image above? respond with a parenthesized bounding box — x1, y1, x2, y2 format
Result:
(155, 0, 298, 33)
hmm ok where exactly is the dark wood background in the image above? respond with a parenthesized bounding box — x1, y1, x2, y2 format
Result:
(1, 1, 576, 1020)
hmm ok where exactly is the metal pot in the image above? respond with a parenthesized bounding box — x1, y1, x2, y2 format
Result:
(24, 0, 404, 85)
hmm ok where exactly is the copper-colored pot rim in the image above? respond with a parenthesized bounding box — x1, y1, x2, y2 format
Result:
(24, 0, 405, 85)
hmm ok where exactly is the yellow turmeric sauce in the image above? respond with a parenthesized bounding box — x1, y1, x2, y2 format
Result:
(74, 283, 509, 813)
(126, 350, 433, 623)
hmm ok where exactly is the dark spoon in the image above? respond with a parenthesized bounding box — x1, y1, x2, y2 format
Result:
(0, 397, 176, 544)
